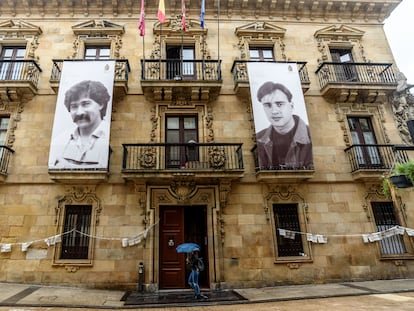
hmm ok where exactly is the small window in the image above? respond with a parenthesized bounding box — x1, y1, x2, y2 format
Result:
(84, 46, 111, 60)
(371, 202, 406, 255)
(61, 205, 92, 260)
(273, 203, 304, 257)
(249, 47, 274, 61)
(0, 47, 26, 80)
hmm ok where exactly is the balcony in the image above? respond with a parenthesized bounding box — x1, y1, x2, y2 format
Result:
(0, 60, 42, 103)
(50, 59, 130, 98)
(231, 61, 310, 98)
(251, 145, 314, 183)
(122, 142, 244, 183)
(344, 144, 409, 181)
(140, 59, 222, 102)
(315, 62, 398, 103)
(0, 146, 14, 182)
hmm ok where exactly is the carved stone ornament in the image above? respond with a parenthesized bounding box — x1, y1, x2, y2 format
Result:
(208, 146, 226, 168)
(139, 146, 157, 168)
(264, 184, 309, 222)
(170, 180, 197, 201)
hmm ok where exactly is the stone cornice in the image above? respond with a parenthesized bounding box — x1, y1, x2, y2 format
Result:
(0, 0, 401, 22)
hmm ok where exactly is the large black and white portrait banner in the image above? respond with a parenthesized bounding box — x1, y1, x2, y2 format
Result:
(247, 62, 314, 170)
(48, 61, 115, 170)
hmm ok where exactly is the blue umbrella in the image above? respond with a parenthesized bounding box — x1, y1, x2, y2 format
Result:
(176, 242, 200, 253)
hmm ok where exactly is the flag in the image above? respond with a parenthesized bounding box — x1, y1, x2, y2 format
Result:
(158, 0, 166, 23)
(138, 0, 145, 36)
(181, 0, 187, 31)
(200, 0, 205, 28)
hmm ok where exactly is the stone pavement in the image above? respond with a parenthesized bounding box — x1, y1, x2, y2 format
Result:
(1, 278, 414, 309)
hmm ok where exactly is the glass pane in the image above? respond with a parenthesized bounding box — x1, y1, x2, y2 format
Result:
(85, 48, 97, 57)
(249, 50, 259, 58)
(348, 118, 356, 130)
(167, 117, 179, 129)
(184, 117, 196, 129)
(3, 49, 14, 58)
(100, 48, 110, 57)
(359, 118, 369, 130)
(166, 131, 179, 143)
(262, 50, 273, 59)
(363, 132, 375, 144)
(16, 48, 26, 58)
(182, 49, 194, 60)
(0, 118, 9, 130)
(184, 131, 197, 143)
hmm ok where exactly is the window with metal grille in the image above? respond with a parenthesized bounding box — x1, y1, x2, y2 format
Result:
(61, 205, 92, 259)
(371, 202, 406, 255)
(273, 203, 304, 256)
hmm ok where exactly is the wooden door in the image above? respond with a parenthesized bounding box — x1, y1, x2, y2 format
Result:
(159, 206, 185, 288)
(159, 205, 209, 289)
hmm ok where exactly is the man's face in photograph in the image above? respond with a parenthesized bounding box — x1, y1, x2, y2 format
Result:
(260, 89, 294, 129)
(69, 94, 103, 132)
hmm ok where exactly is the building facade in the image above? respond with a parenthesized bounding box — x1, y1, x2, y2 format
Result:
(1, 0, 414, 291)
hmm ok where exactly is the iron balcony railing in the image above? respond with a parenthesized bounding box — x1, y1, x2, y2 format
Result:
(315, 62, 397, 89)
(0, 146, 14, 175)
(231, 60, 310, 85)
(0, 60, 41, 85)
(122, 143, 243, 171)
(141, 59, 222, 81)
(50, 59, 130, 82)
(344, 144, 408, 172)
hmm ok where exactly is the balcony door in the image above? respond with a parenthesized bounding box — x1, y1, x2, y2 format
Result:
(0, 47, 25, 80)
(166, 45, 195, 79)
(166, 116, 198, 168)
(330, 48, 358, 82)
(348, 117, 381, 167)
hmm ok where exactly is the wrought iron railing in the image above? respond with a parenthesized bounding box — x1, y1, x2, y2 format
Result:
(50, 59, 130, 82)
(315, 62, 397, 89)
(344, 144, 408, 172)
(0, 60, 41, 85)
(231, 61, 310, 85)
(122, 143, 243, 171)
(140, 59, 222, 81)
(0, 145, 14, 175)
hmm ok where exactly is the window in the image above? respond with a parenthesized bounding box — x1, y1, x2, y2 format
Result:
(330, 48, 358, 82)
(166, 45, 195, 79)
(348, 117, 381, 167)
(371, 202, 406, 255)
(0, 117, 10, 145)
(84, 46, 111, 60)
(249, 47, 274, 61)
(273, 203, 304, 257)
(0, 46, 26, 80)
(166, 116, 198, 168)
(61, 205, 92, 260)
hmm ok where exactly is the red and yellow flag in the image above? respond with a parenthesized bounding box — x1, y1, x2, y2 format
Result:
(157, 0, 166, 23)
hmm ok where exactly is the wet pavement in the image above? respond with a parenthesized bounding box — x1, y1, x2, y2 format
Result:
(1, 278, 414, 310)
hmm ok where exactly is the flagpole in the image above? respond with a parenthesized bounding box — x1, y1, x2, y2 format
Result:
(159, 24, 162, 80)
(217, 0, 220, 79)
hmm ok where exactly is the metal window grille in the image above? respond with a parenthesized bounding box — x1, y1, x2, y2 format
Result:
(273, 203, 304, 256)
(371, 202, 406, 255)
(61, 205, 92, 259)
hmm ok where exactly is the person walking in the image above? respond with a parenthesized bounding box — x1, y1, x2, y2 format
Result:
(187, 250, 207, 299)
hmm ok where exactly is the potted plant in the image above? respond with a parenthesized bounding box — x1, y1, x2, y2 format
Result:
(382, 161, 414, 197)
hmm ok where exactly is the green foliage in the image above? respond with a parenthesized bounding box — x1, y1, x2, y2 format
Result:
(382, 161, 414, 198)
